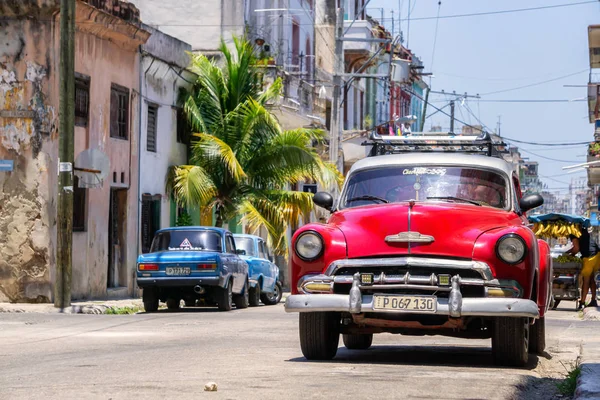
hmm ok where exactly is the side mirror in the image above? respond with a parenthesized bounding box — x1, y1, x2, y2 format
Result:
(235, 249, 246, 256)
(313, 191, 334, 211)
(519, 194, 544, 213)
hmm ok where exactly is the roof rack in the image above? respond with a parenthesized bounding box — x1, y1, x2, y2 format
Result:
(361, 131, 509, 158)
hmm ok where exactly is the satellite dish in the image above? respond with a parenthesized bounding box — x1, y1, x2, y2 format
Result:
(74, 148, 110, 188)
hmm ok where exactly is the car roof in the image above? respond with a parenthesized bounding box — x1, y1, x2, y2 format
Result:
(232, 233, 263, 240)
(155, 226, 230, 234)
(349, 153, 514, 177)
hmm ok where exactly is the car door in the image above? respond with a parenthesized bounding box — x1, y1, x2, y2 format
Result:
(223, 234, 239, 292)
(228, 234, 246, 292)
(257, 239, 275, 292)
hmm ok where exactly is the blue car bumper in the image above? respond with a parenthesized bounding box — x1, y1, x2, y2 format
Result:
(137, 276, 224, 288)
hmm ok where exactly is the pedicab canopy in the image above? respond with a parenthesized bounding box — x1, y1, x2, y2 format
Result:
(527, 213, 590, 239)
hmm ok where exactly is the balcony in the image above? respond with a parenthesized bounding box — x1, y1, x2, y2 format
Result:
(343, 20, 375, 56)
(587, 142, 600, 184)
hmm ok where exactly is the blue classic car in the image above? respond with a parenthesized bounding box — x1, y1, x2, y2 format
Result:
(137, 227, 249, 312)
(233, 234, 283, 306)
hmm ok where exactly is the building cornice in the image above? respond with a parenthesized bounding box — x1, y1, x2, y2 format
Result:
(75, 0, 150, 51)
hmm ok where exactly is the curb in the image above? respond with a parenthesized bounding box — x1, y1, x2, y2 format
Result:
(575, 340, 600, 400)
(582, 306, 600, 321)
(0, 302, 142, 315)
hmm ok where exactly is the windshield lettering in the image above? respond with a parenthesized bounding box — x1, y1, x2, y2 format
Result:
(403, 167, 447, 176)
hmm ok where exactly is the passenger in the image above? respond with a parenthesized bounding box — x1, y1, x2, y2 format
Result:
(566, 227, 600, 310)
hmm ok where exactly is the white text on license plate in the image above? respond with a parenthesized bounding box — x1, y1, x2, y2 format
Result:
(373, 295, 437, 312)
(166, 267, 191, 276)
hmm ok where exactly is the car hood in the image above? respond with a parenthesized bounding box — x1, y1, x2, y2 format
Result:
(329, 202, 520, 259)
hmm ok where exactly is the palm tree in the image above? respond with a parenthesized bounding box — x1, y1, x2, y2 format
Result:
(167, 37, 342, 254)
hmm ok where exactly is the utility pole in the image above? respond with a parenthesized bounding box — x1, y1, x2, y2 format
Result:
(449, 100, 455, 134)
(56, 0, 75, 308)
(329, 2, 344, 176)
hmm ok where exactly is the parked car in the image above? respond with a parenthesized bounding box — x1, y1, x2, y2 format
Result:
(137, 227, 249, 312)
(284, 132, 552, 367)
(233, 234, 283, 306)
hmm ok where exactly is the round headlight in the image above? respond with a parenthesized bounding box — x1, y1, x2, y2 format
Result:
(295, 232, 324, 261)
(496, 234, 526, 264)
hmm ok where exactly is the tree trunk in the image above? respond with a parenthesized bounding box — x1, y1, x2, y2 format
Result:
(215, 208, 224, 227)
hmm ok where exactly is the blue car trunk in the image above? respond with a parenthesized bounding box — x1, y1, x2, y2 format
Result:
(137, 251, 221, 277)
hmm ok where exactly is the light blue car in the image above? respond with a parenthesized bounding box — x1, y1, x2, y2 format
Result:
(233, 234, 282, 306)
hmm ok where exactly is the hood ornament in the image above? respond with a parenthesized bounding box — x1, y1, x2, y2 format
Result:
(385, 231, 435, 244)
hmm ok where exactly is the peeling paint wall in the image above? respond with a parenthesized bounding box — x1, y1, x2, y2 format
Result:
(0, 12, 59, 303)
(0, 0, 148, 303)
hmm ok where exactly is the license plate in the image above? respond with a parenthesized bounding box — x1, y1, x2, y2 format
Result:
(166, 267, 191, 276)
(373, 295, 437, 312)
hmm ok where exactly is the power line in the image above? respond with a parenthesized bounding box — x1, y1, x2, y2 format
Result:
(475, 99, 587, 103)
(500, 137, 591, 146)
(511, 147, 581, 163)
(380, 1, 598, 22)
(480, 69, 588, 96)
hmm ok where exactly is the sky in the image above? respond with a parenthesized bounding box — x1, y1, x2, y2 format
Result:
(367, 0, 600, 194)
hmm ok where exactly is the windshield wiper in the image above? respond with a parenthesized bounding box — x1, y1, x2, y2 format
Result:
(346, 195, 389, 204)
(427, 196, 482, 206)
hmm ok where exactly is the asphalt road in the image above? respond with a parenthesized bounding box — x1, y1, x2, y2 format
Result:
(0, 304, 589, 400)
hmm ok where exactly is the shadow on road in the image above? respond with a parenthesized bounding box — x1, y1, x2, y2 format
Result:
(512, 375, 566, 400)
(139, 305, 271, 314)
(288, 345, 542, 371)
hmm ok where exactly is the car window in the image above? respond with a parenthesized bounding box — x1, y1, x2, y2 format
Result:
(258, 240, 267, 259)
(342, 166, 508, 210)
(225, 235, 236, 254)
(150, 230, 223, 252)
(233, 237, 256, 256)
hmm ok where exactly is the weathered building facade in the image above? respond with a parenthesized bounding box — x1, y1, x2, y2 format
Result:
(138, 25, 195, 254)
(0, 0, 149, 302)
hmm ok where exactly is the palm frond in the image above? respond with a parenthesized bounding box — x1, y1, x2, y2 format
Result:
(190, 133, 246, 182)
(166, 165, 217, 208)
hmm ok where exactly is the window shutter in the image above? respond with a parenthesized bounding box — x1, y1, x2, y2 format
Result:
(110, 88, 119, 138)
(147, 105, 157, 152)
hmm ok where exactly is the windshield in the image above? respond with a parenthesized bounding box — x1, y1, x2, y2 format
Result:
(150, 230, 223, 252)
(341, 166, 509, 210)
(233, 237, 256, 257)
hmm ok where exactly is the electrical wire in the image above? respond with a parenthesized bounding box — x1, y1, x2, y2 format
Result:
(381, 1, 598, 22)
(511, 147, 581, 163)
(499, 137, 591, 146)
(429, 1, 442, 75)
(480, 69, 588, 96)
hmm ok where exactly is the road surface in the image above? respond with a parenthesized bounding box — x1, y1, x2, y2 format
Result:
(0, 304, 589, 400)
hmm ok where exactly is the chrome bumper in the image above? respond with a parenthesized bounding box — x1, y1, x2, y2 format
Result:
(284, 294, 539, 318)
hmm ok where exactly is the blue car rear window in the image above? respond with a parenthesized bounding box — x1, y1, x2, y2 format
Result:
(151, 230, 223, 252)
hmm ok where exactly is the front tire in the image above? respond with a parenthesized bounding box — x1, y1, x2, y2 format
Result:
(299, 312, 340, 360)
(343, 334, 373, 350)
(492, 317, 529, 367)
(234, 280, 249, 309)
(217, 282, 233, 312)
(142, 288, 159, 312)
(261, 281, 283, 305)
(529, 316, 545, 354)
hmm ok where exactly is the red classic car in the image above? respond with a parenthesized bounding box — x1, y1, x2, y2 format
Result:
(285, 132, 552, 367)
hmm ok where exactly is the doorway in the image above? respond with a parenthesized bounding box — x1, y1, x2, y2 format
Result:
(108, 188, 127, 288)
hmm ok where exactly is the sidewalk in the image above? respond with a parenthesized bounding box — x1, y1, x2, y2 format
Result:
(576, 306, 600, 400)
(0, 293, 291, 314)
(0, 298, 144, 314)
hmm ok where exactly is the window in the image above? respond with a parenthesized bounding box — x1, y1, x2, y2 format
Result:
(73, 176, 87, 231)
(226, 235, 236, 253)
(147, 104, 158, 152)
(258, 240, 267, 259)
(234, 237, 256, 257)
(141, 194, 161, 253)
(292, 20, 300, 66)
(150, 230, 223, 252)
(75, 74, 90, 127)
(176, 108, 189, 144)
(110, 83, 129, 139)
